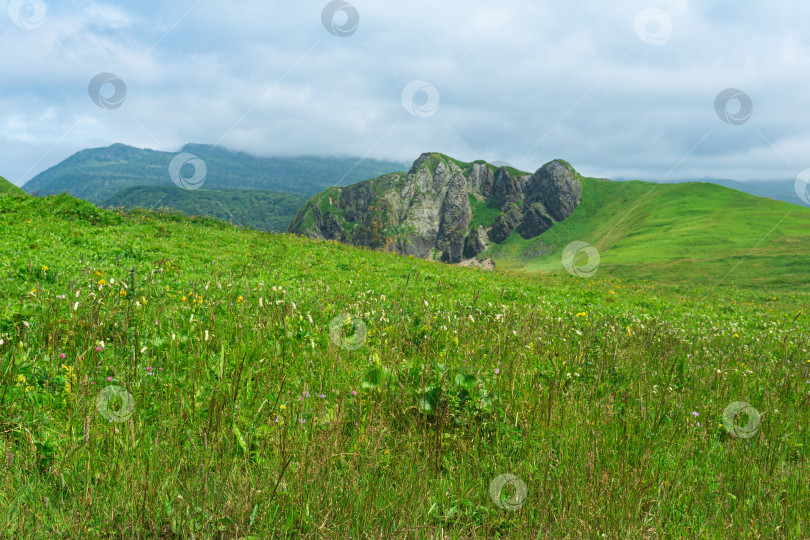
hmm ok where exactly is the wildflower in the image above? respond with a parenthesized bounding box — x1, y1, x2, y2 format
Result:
(576, 312, 587, 317)
(96, 346, 103, 352)
(42, 265, 48, 272)
(59, 353, 66, 360)
(351, 390, 357, 396)
(318, 393, 326, 398)
(15, 374, 26, 385)
(107, 376, 113, 382)
(279, 405, 286, 410)
(495, 368, 500, 375)
(691, 411, 699, 417)
(237, 295, 244, 303)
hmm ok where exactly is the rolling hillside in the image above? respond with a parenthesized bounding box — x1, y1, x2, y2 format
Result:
(0, 175, 24, 195)
(22, 143, 408, 204)
(635, 178, 810, 209)
(0, 191, 807, 537)
(491, 177, 810, 287)
(102, 185, 306, 232)
(291, 153, 810, 288)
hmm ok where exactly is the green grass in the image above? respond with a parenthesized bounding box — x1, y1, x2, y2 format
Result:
(102, 185, 306, 232)
(468, 193, 502, 231)
(0, 175, 24, 195)
(488, 177, 810, 288)
(1, 191, 809, 538)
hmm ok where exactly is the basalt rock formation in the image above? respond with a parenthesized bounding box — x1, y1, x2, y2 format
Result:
(287, 153, 583, 265)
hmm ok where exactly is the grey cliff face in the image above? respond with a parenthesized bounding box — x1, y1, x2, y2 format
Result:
(524, 160, 581, 222)
(287, 154, 583, 265)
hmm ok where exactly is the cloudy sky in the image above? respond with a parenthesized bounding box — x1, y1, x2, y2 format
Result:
(2, 0, 810, 186)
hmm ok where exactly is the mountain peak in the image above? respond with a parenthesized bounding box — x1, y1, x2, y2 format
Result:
(289, 153, 582, 264)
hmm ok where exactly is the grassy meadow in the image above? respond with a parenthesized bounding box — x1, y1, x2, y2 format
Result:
(488, 177, 810, 288)
(1, 192, 809, 538)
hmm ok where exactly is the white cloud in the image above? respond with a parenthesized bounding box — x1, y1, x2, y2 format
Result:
(2, 0, 810, 186)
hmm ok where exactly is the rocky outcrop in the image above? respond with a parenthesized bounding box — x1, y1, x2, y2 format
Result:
(524, 160, 581, 222)
(287, 153, 583, 264)
(464, 226, 489, 258)
(519, 202, 554, 239)
(489, 203, 523, 243)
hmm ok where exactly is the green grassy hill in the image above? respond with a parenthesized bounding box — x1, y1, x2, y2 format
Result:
(102, 185, 306, 232)
(22, 143, 408, 203)
(487, 177, 810, 287)
(0, 192, 808, 537)
(0, 175, 24, 195)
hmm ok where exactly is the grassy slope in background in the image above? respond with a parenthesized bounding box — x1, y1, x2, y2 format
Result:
(102, 185, 307, 233)
(0, 192, 807, 538)
(487, 177, 810, 287)
(0, 175, 24, 195)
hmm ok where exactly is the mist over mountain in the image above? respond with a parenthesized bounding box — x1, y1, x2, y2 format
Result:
(22, 143, 408, 204)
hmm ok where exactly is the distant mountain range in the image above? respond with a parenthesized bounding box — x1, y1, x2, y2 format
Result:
(22, 143, 408, 204)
